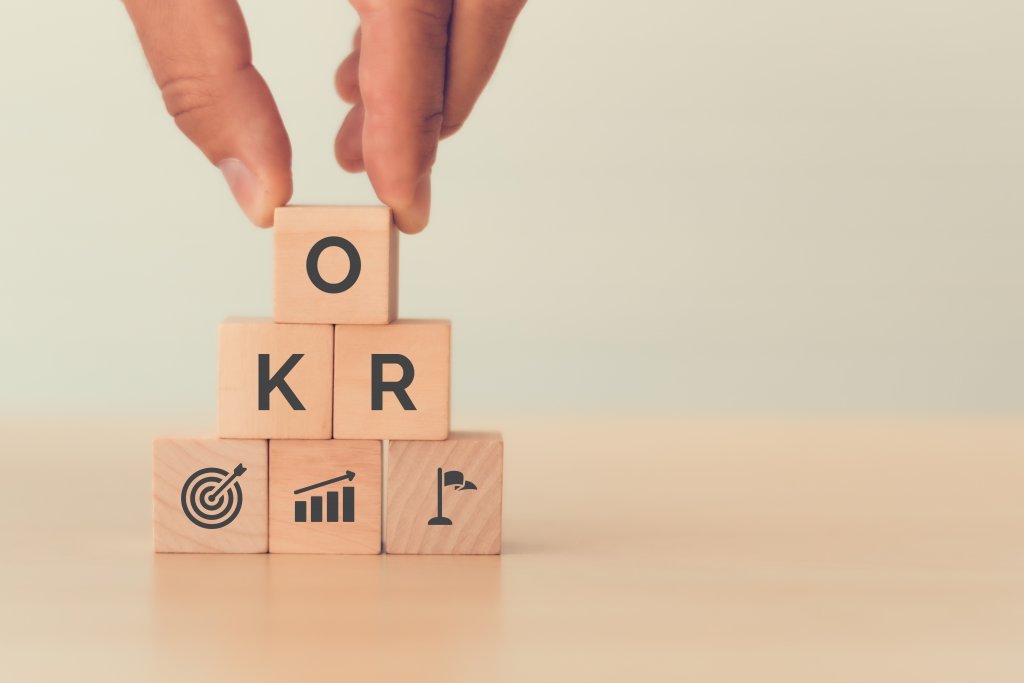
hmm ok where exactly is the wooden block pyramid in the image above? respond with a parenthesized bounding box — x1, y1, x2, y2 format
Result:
(153, 206, 502, 555)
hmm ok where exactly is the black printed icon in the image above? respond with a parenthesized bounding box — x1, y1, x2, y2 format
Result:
(181, 463, 247, 529)
(293, 471, 356, 523)
(427, 468, 476, 526)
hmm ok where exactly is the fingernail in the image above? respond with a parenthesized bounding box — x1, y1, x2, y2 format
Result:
(218, 158, 270, 227)
(340, 156, 365, 173)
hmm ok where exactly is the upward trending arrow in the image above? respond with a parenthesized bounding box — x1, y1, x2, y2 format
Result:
(292, 471, 356, 495)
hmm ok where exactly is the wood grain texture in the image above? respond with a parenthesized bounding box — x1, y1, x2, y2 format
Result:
(273, 205, 398, 324)
(333, 320, 450, 440)
(152, 437, 268, 553)
(218, 318, 334, 439)
(386, 432, 502, 554)
(269, 439, 382, 554)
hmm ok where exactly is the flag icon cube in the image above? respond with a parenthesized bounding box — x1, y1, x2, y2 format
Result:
(386, 433, 502, 555)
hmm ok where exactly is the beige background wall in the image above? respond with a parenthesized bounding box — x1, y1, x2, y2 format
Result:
(0, 1, 1022, 416)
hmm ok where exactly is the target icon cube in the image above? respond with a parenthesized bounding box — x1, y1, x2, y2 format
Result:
(153, 437, 268, 553)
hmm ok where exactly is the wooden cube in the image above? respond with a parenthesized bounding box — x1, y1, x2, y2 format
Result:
(218, 318, 334, 439)
(274, 205, 398, 324)
(153, 437, 268, 553)
(269, 439, 382, 554)
(386, 432, 502, 554)
(333, 320, 450, 440)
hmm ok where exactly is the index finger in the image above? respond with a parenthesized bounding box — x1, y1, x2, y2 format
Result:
(124, 0, 291, 226)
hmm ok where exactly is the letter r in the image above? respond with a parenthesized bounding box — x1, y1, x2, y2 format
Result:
(371, 354, 416, 411)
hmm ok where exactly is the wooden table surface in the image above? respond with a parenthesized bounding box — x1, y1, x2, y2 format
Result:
(2, 416, 1023, 681)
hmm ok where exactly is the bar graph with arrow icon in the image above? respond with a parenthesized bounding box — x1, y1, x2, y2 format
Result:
(293, 471, 356, 523)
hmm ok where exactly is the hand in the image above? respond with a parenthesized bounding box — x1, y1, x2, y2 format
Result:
(124, 0, 526, 233)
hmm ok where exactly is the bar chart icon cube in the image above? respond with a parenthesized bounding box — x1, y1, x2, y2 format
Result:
(269, 439, 382, 554)
(153, 437, 269, 553)
(274, 205, 398, 324)
(386, 432, 502, 554)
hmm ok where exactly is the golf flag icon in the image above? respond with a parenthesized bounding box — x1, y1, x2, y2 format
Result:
(427, 467, 477, 526)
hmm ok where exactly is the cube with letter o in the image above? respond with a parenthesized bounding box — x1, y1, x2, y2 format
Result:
(273, 205, 398, 324)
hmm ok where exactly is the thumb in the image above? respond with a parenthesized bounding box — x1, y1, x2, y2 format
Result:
(125, 0, 291, 227)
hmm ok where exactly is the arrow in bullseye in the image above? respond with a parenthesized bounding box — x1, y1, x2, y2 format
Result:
(210, 463, 247, 501)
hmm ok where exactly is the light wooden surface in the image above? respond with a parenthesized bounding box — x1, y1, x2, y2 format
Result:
(152, 437, 268, 553)
(3, 416, 1024, 681)
(333, 320, 451, 440)
(218, 318, 334, 439)
(273, 205, 398, 324)
(269, 439, 382, 554)
(387, 433, 503, 554)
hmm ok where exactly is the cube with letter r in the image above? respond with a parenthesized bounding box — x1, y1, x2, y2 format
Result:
(333, 320, 450, 440)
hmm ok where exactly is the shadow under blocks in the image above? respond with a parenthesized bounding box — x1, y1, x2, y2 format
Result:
(152, 206, 502, 555)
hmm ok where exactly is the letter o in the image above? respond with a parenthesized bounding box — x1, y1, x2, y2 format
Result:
(306, 236, 362, 293)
